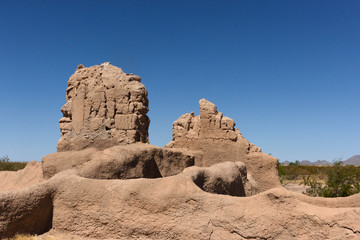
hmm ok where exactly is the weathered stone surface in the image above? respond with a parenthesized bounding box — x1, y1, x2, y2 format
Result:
(57, 62, 150, 152)
(166, 99, 280, 193)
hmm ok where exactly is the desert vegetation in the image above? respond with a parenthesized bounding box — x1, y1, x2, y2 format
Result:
(279, 161, 360, 197)
(0, 156, 27, 171)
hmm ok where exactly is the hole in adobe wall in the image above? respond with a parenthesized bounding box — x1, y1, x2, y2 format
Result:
(81, 157, 163, 180)
(114, 157, 163, 179)
(191, 171, 246, 197)
(184, 162, 252, 197)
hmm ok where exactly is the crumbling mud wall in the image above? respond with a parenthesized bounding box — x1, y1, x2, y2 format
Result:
(166, 99, 281, 192)
(57, 62, 150, 152)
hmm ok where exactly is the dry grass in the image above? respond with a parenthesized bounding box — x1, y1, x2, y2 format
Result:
(4, 234, 37, 240)
(282, 178, 326, 186)
(4, 234, 78, 240)
(282, 178, 326, 195)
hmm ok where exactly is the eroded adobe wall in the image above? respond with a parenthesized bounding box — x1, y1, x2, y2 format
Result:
(166, 99, 280, 192)
(57, 63, 150, 152)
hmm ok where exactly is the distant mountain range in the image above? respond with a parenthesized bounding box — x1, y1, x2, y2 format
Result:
(343, 155, 360, 166)
(281, 155, 360, 166)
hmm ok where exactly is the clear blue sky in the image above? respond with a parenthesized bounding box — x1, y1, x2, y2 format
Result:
(0, 1, 359, 162)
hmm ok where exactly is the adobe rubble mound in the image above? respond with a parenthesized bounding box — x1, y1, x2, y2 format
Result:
(57, 62, 150, 152)
(2, 165, 360, 239)
(166, 98, 280, 193)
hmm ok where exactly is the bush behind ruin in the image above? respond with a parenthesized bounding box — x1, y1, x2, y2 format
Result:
(0, 156, 27, 171)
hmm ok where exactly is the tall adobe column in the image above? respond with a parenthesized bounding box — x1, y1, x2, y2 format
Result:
(57, 62, 150, 151)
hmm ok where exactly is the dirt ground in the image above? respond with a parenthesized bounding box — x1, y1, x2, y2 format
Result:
(282, 179, 308, 194)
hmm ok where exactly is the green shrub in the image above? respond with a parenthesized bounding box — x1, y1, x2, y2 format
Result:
(289, 160, 300, 166)
(277, 162, 286, 184)
(302, 175, 325, 197)
(303, 161, 360, 197)
(0, 156, 27, 171)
